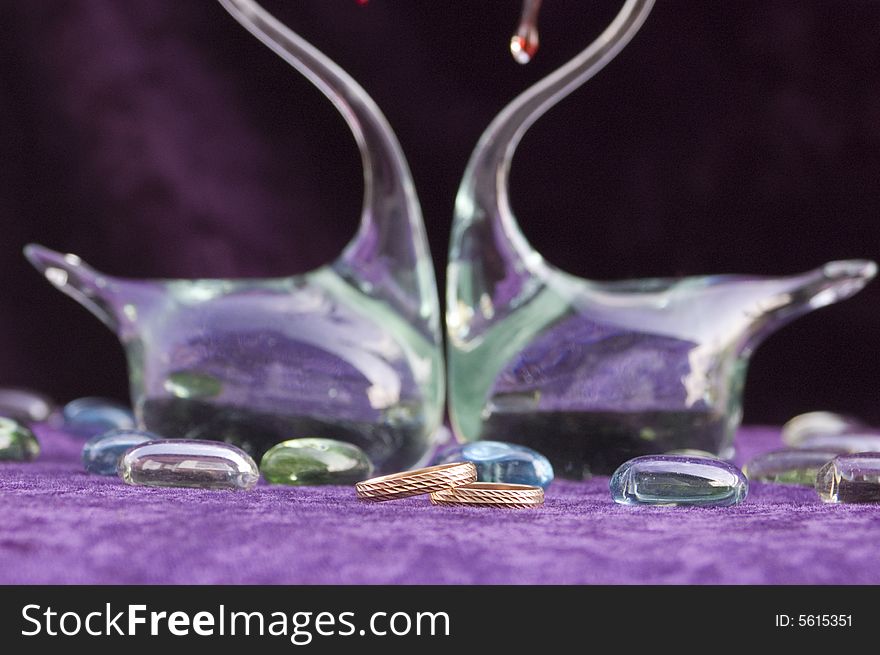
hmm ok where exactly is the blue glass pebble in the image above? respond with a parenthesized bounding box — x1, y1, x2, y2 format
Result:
(82, 429, 158, 475)
(433, 441, 554, 489)
(610, 455, 748, 507)
(63, 397, 135, 437)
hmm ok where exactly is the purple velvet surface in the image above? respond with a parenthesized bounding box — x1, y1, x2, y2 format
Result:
(1, 424, 879, 585)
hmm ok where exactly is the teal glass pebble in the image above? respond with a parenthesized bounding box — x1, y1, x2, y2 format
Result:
(118, 439, 259, 490)
(260, 438, 373, 486)
(82, 429, 158, 475)
(610, 455, 748, 507)
(433, 441, 554, 489)
(0, 416, 40, 461)
(63, 397, 135, 436)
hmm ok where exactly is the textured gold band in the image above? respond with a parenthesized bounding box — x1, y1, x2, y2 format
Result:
(429, 482, 545, 509)
(356, 462, 477, 502)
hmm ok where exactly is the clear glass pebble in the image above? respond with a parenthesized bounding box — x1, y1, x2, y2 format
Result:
(118, 439, 259, 490)
(743, 449, 840, 485)
(82, 429, 159, 475)
(433, 441, 555, 489)
(781, 411, 864, 447)
(63, 397, 135, 436)
(794, 431, 880, 454)
(0, 388, 55, 424)
(260, 438, 373, 486)
(0, 416, 40, 461)
(610, 455, 748, 507)
(816, 454, 880, 504)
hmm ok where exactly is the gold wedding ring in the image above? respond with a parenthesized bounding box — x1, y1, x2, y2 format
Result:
(356, 462, 477, 502)
(429, 482, 545, 509)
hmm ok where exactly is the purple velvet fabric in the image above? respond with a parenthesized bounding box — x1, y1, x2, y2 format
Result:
(1, 423, 879, 584)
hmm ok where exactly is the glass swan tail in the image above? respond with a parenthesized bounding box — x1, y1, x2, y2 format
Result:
(23, 243, 160, 336)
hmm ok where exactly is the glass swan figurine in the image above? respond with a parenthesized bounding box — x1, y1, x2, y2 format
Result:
(24, 0, 444, 473)
(447, 0, 876, 478)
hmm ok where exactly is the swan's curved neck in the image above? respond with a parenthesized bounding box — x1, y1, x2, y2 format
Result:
(218, 0, 435, 325)
(454, 0, 655, 263)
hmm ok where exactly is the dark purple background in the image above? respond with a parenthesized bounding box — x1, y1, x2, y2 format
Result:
(0, 1, 878, 424)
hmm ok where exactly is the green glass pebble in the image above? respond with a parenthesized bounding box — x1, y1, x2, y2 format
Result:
(260, 438, 374, 486)
(610, 455, 748, 507)
(0, 416, 40, 461)
(816, 454, 880, 504)
(743, 449, 840, 485)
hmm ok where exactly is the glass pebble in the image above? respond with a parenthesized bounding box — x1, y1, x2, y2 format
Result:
(63, 397, 136, 436)
(118, 439, 258, 490)
(664, 449, 721, 459)
(0, 417, 40, 461)
(743, 449, 840, 485)
(260, 438, 373, 486)
(816, 454, 880, 504)
(781, 411, 864, 447)
(0, 388, 55, 423)
(795, 431, 880, 454)
(433, 441, 554, 489)
(82, 429, 158, 475)
(610, 455, 747, 507)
